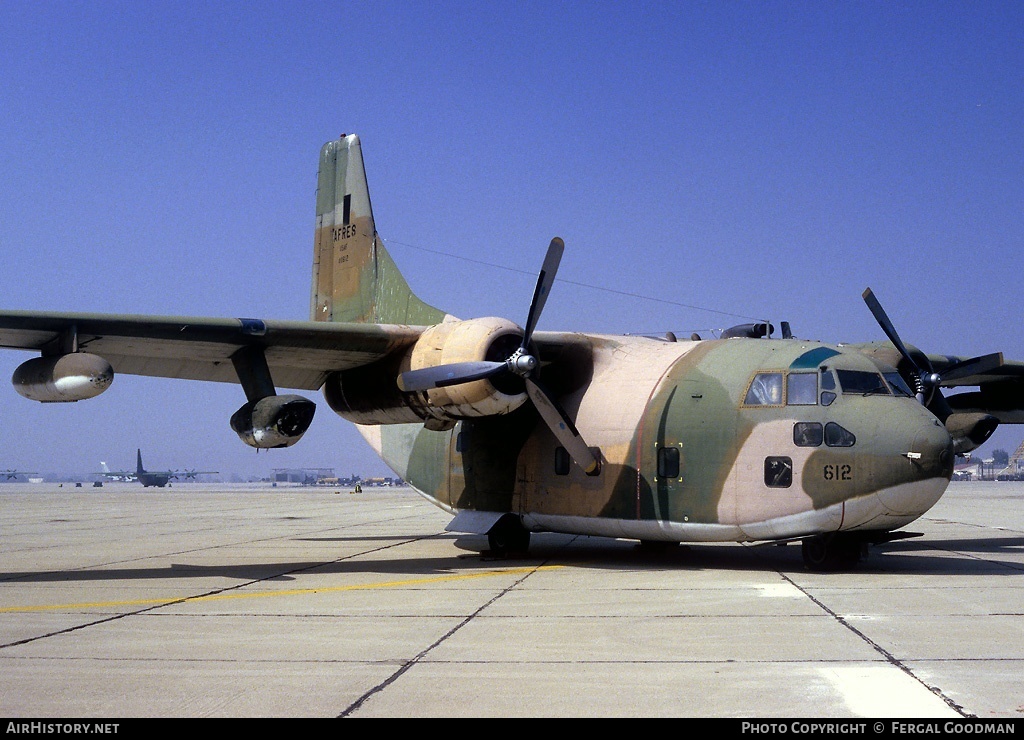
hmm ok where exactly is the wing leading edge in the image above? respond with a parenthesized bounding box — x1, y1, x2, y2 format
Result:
(0, 310, 424, 391)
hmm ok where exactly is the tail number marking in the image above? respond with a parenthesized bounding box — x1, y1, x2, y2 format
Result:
(823, 464, 852, 481)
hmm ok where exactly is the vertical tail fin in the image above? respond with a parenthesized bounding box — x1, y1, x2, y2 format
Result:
(136, 449, 144, 475)
(311, 134, 445, 326)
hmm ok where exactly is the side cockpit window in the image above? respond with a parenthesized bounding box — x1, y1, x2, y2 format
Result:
(795, 421, 856, 447)
(824, 422, 856, 447)
(744, 373, 783, 406)
(794, 422, 823, 447)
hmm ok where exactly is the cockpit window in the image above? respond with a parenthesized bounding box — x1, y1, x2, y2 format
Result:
(744, 373, 783, 406)
(835, 369, 890, 396)
(884, 372, 914, 398)
(794, 422, 823, 447)
(825, 422, 856, 447)
(787, 373, 817, 405)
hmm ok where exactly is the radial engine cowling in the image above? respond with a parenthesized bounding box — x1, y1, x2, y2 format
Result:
(323, 317, 529, 426)
(230, 395, 316, 449)
(409, 317, 530, 415)
(12, 353, 113, 402)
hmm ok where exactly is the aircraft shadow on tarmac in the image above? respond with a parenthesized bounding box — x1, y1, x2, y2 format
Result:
(455, 532, 1024, 577)
(1, 533, 1022, 585)
(891, 534, 1024, 554)
(294, 534, 461, 543)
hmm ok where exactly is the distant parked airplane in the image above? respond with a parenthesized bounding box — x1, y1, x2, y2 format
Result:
(99, 450, 216, 487)
(177, 468, 219, 481)
(99, 462, 132, 482)
(1, 469, 37, 481)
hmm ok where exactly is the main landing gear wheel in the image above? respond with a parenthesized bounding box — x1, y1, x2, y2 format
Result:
(801, 534, 863, 572)
(487, 514, 531, 558)
(636, 540, 679, 555)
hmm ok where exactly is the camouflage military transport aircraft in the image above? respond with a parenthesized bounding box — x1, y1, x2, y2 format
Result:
(2, 134, 1022, 570)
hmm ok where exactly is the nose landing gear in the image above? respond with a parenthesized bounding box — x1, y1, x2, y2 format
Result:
(801, 533, 866, 572)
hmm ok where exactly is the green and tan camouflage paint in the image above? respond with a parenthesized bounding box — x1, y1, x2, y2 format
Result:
(315, 134, 953, 541)
(363, 330, 951, 538)
(312, 135, 444, 326)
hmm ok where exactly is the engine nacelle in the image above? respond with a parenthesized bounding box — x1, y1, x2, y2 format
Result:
(944, 412, 999, 455)
(323, 317, 529, 426)
(230, 394, 316, 449)
(12, 353, 113, 402)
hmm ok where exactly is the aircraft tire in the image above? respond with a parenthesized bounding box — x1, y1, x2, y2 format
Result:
(637, 540, 679, 555)
(487, 515, 531, 557)
(801, 534, 862, 572)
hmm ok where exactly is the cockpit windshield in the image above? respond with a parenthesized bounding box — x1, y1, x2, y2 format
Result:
(884, 372, 915, 398)
(835, 369, 890, 396)
(743, 365, 911, 408)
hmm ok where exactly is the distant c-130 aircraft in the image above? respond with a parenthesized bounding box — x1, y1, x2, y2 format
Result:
(99, 449, 217, 487)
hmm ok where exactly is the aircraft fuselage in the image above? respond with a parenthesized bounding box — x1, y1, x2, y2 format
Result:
(139, 474, 171, 488)
(363, 335, 953, 546)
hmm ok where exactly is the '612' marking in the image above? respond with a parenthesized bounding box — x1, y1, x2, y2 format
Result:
(823, 464, 852, 481)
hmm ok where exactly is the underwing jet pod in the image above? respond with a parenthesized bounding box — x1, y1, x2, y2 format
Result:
(3, 134, 1024, 571)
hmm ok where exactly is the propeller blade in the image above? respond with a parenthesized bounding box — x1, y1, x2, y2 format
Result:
(398, 361, 508, 392)
(862, 288, 928, 372)
(862, 287, 943, 404)
(938, 352, 1004, 383)
(521, 237, 564, 349)
(525, 376, 598, 475)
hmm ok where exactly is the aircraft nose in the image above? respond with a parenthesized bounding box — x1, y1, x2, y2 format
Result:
(912, 419, 955, 479)
(875, 409, 953, 516)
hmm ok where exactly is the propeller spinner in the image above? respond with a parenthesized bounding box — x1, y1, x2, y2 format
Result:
(399, 238, 599, 474)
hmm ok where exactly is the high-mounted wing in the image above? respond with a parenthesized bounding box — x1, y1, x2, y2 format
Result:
(0, 311, 422, 388)
(926, 354, 1024, 388)
(937, 357, 1024, 425)
(0, 311, 424, 448)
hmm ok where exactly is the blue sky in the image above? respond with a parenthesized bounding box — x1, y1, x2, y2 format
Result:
(1, 1, 1022, 478)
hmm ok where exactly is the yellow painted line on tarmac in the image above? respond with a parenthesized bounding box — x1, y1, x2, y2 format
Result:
(0, 565, 565, 613)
